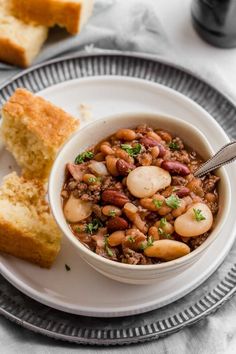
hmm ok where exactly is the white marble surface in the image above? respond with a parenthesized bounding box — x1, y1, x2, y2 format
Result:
(1, 0, 236, 353)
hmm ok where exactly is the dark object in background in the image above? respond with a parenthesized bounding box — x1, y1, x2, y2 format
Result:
(191, 0, 236, 48)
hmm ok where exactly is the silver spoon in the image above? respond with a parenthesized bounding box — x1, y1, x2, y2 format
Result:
(194, 141, 236, 178)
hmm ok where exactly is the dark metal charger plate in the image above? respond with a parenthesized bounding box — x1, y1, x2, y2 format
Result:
(0, 53, 236, 345)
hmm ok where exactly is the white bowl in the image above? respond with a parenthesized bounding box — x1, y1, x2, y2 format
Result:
(49, 113, 231, 285)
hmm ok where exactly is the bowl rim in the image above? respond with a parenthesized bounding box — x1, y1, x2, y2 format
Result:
(49, 112, 231, 271)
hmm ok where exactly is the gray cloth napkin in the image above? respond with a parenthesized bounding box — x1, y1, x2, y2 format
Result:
(0, 0, 169, 81)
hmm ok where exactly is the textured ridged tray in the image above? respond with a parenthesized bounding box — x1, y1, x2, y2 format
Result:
(0, 52, 236, 345)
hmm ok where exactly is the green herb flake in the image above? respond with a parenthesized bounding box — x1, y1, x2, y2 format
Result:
(140, 236, 154, 250)
(65, 264, 71, 271)
(169, 141, 180, 150)
(88, 177, 97, 183)
(147, 236, 154, 247)
(104, 235, 114, 257)
(127, 236, 135, 243)
(121, 143, 142, 157)
(158, 228, 171, 239)
(152, 199, 163, 209)
(108, 210, 116, 217)
(85, 218, 103, 234)
(160, 218, 167, 227)
(165, 195, 181, 209)
(193, 208, 206, 222)
(74, 151, 94, 164)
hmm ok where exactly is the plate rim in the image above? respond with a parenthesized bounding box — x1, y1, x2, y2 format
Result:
(0, 75, 233, 316)
(0, 52, 236, 345)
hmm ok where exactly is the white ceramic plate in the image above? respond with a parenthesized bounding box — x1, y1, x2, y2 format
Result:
(0, 76, 235, 317)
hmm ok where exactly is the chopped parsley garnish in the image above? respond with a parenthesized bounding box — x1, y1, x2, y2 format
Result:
(193, 208, 206, 222)
(65, 264, 71, 271)
(152, 199, 163, 209)
(127, 236, 135, 243)
(158, 228, 171, 239)
(85, 218, 103, 234)
(160, 218, 167, 227)
(88, 177, 98, 183)
(169, 141, 180, 150)
(104, 235, 114, 257)
(165, 195, 181, 209)
(140, 236, 154, 250)
(121, 143, 142, 157)
(108, 210, 117, 217)
(74, 151, 94, 164)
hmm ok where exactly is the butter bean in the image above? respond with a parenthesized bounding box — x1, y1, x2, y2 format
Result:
(174, 202, 213, 237)
(144, 240, 190, 261)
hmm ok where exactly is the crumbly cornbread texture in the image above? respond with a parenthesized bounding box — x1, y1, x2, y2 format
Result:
(0, 0, 48, 67)
(11, 0, 94, 35)
(1, 88, 79, 180)
(0, 172, 62, 268)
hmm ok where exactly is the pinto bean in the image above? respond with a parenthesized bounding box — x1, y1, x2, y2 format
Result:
(148, 226, 160, 240)
(187, 178, 204, 197)
(147, 131, 162, 142)
(102, 205, 122, 217)
(150, 146, 160, 159)
(116, 129, 136, 141)
(161, 160, 190, 176)
(106, 155, 119, 176)
(156, 130, 172, 143)
(108, 231, 126, 246)
(100, 143, 114, 155)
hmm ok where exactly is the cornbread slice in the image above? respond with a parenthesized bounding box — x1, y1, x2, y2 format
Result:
(0, 172, 62, 268)
(11, 0, 94, 35)
(0, 0, 48, 67)
(1, 88, 79, 180)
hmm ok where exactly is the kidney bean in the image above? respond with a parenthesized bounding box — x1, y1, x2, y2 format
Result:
(141, 137, 159, 148)
(157, 144, 166, 158)
(161, 160, 190, 176)
(176, 187, 190, 198)
(116, 159, 135, 176)
(107, 216, 128, 232)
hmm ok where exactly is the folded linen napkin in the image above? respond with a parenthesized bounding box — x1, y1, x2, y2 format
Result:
(0, 0, 169, 74)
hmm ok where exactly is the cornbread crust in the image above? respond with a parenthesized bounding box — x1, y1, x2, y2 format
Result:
(0, 0, 48, 67)
(3, 88, 79, 149)
(0, 37, 29, 68)
(0, 172, 62, 268)
(11, 0, 94, 35)
(1, 88, 79, 179)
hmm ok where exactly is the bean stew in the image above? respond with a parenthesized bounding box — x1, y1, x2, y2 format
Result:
(61, 125, 220, 265)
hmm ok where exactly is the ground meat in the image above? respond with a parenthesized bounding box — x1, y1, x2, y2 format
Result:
(172, 137, 184, 150)
(122, 248, 152, 265)
(204, 175, 220, 192)
(170, 150, 190, 164)
(188, 233, 209, 250)
(101, 176, 123, 191)
(172, 176, 187, 186)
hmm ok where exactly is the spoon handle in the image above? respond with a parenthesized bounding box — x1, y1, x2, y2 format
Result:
(194, 141, 236, 178)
